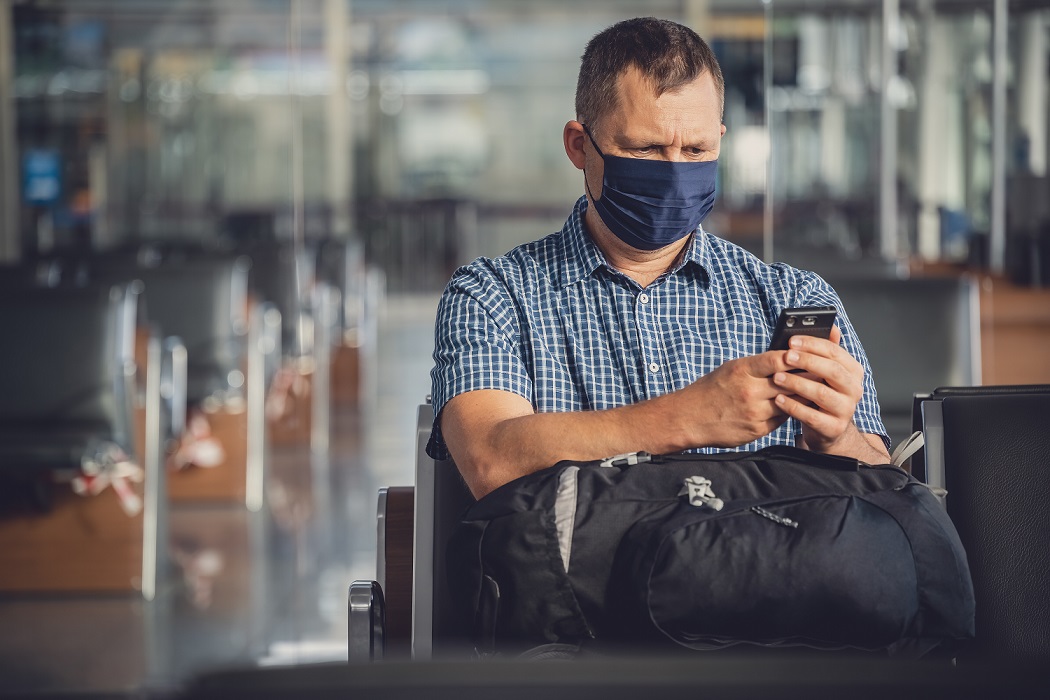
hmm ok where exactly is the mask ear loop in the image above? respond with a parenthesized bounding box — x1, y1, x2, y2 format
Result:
(580, 123, 604, 204)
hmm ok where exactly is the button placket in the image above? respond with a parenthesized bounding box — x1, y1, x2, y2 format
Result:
(636, 289, 664, 388)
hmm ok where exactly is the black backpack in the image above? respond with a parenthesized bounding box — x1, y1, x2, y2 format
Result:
(447, 446, 975, 658)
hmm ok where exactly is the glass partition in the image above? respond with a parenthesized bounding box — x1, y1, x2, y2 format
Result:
(6, 0, 799, 293)
(901, 0, 998, 265)
(765, 0, 1050, 281)
(764, 2, 886, 273)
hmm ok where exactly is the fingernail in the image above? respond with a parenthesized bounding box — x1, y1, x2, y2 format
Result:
(775, 394, 786, 405)
(787, 351, 800, 363)
(789, 336, 803, 348)
(774, 372, 786, 384)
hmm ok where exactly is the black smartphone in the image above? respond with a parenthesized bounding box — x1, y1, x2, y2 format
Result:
(767, 306, 838, 351)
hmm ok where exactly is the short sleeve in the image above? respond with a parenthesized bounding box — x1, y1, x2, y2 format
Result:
(427, 263, 533, 460)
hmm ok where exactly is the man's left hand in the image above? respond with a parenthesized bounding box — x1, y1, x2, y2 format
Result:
(770, 325, 883, 460)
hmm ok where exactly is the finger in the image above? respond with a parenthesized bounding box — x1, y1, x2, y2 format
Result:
(774, 392, 843, 437)
(788, 332, 850, 362)
(773, 370, 853, 417)
(751, 350, 794, 378)
(751, 403, 792, 436)
(783, 347, 857, 394)
(828, 324, 842, 345)
(785, 336, 863, 391)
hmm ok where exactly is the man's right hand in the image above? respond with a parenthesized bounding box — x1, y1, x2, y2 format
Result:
(672, 350, 791, 448)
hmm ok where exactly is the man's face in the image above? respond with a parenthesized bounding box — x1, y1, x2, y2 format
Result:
(584, 65, 726, 202)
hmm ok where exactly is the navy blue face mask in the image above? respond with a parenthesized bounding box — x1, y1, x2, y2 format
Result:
(583, 124, 718, 251)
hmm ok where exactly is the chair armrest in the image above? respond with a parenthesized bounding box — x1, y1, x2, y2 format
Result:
(348, 579, 385, 662)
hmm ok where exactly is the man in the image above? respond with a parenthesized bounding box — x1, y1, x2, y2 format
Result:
(429, 17, 890, 499)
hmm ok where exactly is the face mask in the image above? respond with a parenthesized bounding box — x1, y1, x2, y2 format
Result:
(583, 124, 717, 251)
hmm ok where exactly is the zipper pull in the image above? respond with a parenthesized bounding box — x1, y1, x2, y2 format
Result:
(599, 451, 652, 468)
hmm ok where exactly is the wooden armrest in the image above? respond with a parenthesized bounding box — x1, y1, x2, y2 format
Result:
(378, 486, 414, 657)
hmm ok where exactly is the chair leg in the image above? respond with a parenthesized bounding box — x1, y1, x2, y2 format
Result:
(348, 580, 386, 662)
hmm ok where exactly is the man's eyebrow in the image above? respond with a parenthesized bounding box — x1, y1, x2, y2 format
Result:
(616, 132, 669, 147)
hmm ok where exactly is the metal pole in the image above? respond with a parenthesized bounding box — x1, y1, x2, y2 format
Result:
(245, 303, 268, 512)
(0, 0, 20, 262)
(142, 333, 163, 601)
(289, 0, 307, 357)
(762, 0, 774, 264)
(990, 0, 1009, 274)
(325, 0, 351, 238)
(880, 0, 900, 261)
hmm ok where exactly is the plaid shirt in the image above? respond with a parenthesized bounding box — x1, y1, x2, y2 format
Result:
(428, 196, 887, 460)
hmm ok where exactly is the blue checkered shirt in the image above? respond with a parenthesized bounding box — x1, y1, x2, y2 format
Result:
(428, 196, 887, 460)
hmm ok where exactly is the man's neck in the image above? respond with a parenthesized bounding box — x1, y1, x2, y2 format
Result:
(584, 205, 691, 288)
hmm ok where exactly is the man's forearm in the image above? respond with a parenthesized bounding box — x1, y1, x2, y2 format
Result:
(445, 353, 807, 498)
(461, 394, 687, 498)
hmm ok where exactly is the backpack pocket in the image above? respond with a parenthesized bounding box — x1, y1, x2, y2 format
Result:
(613, 495, 921, 651)
(450, 466, 595, 656)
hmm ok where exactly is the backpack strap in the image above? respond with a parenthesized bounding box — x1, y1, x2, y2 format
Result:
(891, 431, 925, 469)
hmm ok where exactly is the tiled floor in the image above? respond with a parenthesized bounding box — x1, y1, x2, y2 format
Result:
(0, 293, 441, 696)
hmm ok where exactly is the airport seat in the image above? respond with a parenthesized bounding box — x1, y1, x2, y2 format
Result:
(241, 240, 340, 451)
(0, 283, 168, 597)
(349, 399, 474, 661)
(829, 275, 981, 449)
(243, 241, 314, 360)
(915, 385, 1050, 660)
(89, 254, 277, 507)
(91, 255, 252, 407)
(317, 239, 366, 405)
(0, 283, 139, 480)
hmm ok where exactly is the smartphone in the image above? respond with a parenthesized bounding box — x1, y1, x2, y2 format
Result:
(767, 306, 838, 351)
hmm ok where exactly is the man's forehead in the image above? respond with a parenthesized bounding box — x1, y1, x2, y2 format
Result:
(613, 65, 717, 101)
(603, 70, 720, 131)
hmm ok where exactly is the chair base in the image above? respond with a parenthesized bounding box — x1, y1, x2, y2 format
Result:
(331, 343, 360, 405)
(349, 580, 386, 662)
(167, 408, 249, 503)
(0, 485, 147, 594)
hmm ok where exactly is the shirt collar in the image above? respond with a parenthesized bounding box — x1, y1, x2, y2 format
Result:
(556, 196, 606, 288)
(556, 196, 711, 288)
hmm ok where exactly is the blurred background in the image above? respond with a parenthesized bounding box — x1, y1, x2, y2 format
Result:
(5, 0, 1050, 285)
(0, 0, 1048, 696)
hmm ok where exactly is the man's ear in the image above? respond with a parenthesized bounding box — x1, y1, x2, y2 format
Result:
(563, 120, 588, 170)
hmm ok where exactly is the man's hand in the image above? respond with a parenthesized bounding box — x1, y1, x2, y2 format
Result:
(677, 351, 792, 449)
(769, 326, 890, 463)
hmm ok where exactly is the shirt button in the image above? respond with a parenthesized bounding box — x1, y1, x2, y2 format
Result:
(638, 293, 650, 304)
(648, 362, 659, 373)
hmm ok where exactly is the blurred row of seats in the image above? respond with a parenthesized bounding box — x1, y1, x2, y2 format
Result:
(0, 236, 383, 599)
